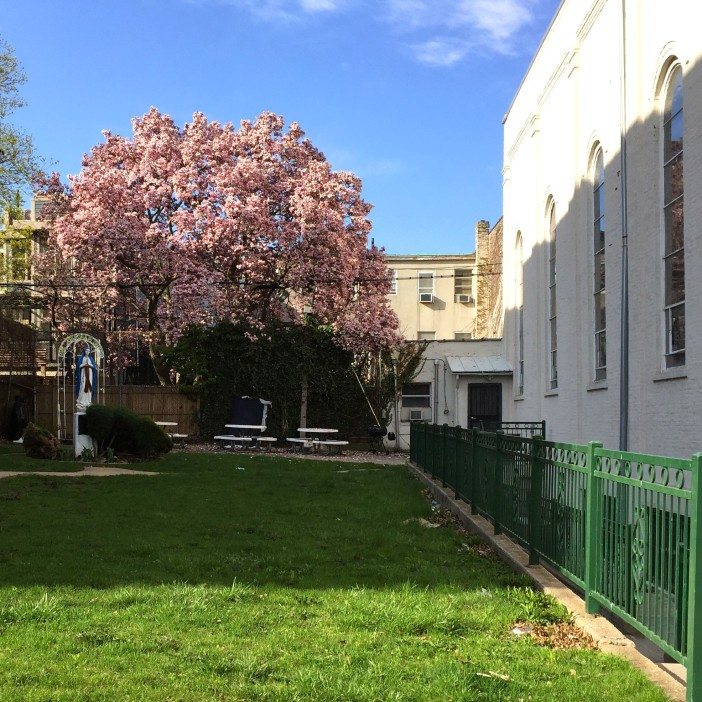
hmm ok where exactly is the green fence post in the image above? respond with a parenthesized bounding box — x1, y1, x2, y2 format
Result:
(470, 429, 478, 515)
(528, 436, 544, 566)
(454, 425, 462, 500)
(410, 423, 415, 463)
(492, 432, 503, 535)
(584, 441, 603, 615)
(428, 424, 435, 476)
(686, 453, 702, 702)
(441, 424, 449, 488)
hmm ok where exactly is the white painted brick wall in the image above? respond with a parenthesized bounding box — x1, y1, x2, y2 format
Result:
(502, 0, 702, 457)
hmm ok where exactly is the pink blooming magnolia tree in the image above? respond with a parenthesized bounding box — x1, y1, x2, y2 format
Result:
(36, 109, 400, 381)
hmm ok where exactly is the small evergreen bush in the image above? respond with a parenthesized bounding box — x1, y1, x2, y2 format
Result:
(84, 405, 116, 451)
(84, 405, 172, 460)
(23, 423, 60, 460)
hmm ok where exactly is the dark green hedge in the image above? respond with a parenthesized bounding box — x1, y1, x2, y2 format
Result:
(161, 321, 375, 441)
(85, 405, 172, 459)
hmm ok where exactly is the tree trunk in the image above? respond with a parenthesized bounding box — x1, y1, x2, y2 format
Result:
(149, 343, 170, 386)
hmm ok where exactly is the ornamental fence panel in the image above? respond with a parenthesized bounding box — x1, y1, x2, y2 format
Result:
(410, 422, 702, 702)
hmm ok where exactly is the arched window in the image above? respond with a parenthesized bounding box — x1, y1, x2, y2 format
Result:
(593, 150, 606, 380)
(547, 204, 557, 389)
(663, 65, 684, 367)
(515, 233, 524, 395)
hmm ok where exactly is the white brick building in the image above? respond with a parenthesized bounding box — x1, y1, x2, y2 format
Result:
(501, 0, 702, 456)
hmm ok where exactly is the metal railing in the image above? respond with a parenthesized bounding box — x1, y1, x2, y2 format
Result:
(470, 420, 546, 438)
(410, 422, 702, 702)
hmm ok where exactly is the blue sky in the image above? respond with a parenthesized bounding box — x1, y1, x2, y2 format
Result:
(1, 0, 560, 254)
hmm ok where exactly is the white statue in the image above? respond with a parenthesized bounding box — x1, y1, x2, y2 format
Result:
(75, 349, 97, 412)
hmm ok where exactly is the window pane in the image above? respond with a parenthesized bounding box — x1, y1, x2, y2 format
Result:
(664, 197, 684, 253)
(594, 251, 605, 292)
(417, 331, 435, 341)
(665, 111, 683, 161)
(666, 70, 683, 118)
(401, 397, 431, 408)
(550, 318, 557, 349)
(594, 215, 605, 252)
(454, 269, 472, 295)
(550, 350, 557, 382)
(595, 291, 606, 331)
(665, 251, 685, 305)
(418, 272, 434, 293)
(666, 303, 685, 355)
(595, 330, 607, 370)
(594, 184, 605, 223)
(596, 153, 605, 188)
(403, 383, 430, 396)
(664, 153, 684, 204)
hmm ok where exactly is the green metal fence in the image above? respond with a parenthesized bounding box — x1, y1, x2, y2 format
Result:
(410, 422, 702, 701)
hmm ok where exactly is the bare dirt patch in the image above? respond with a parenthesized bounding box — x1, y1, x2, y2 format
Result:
(0, 466, 158, 480)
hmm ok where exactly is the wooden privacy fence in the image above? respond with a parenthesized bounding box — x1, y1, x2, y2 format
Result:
(411, 422, 702, 702)
(35, 385, 200, 437)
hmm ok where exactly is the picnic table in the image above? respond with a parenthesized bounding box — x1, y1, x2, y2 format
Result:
(213, 423, 277, 450)
(155, 421, 188, 447)
(286, 428, 349, 454)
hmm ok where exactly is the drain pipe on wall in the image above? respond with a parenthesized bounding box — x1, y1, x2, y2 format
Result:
(433, 359, 439, 424)
(618, 0, 630, 451)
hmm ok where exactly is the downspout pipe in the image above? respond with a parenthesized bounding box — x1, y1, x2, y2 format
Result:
(433, 359, 439, 424)
(618, 0, 629, 451)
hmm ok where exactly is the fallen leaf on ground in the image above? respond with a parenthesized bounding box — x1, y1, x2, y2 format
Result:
(512, 621, 597, 650)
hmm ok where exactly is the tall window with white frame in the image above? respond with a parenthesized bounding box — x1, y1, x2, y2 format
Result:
(663, 64, 684, 368)
(418, 271, 434, 302)
(547, 206, 557, 390)
(593, 151, 607, 380)
(515, 233, 524, 395)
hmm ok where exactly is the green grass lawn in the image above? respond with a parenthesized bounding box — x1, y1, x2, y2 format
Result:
(0, 450, 669, 701)
(0, 444, 83, 472)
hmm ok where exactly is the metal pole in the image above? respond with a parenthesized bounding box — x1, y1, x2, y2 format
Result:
(433, 359, 439, 424)
(686, 454, 702, 701)
(618, 0, 630, 451)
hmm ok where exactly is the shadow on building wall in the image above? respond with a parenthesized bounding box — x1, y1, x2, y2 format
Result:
(501, 56, 701, 457)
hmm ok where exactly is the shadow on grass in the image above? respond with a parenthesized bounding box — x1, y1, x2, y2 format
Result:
(0, 451, 527, 591)
(0, 444, 84, 472)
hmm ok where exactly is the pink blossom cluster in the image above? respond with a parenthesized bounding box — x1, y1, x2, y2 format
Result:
(35, 109, 400, 357)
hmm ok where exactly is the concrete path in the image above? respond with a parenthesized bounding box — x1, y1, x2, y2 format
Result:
(0, 466, 158, 480)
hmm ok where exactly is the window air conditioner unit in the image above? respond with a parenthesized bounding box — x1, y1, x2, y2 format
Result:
(419, 292, 434, 303)
(409, 409, 423, 421)
(456, 294, 474, 303)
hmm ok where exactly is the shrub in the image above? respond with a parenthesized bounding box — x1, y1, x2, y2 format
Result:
(23, 423, 60, 460)
(84, 405, 116, 452)
(112, 407, 173, 458)
(84, 405, 172, 460)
